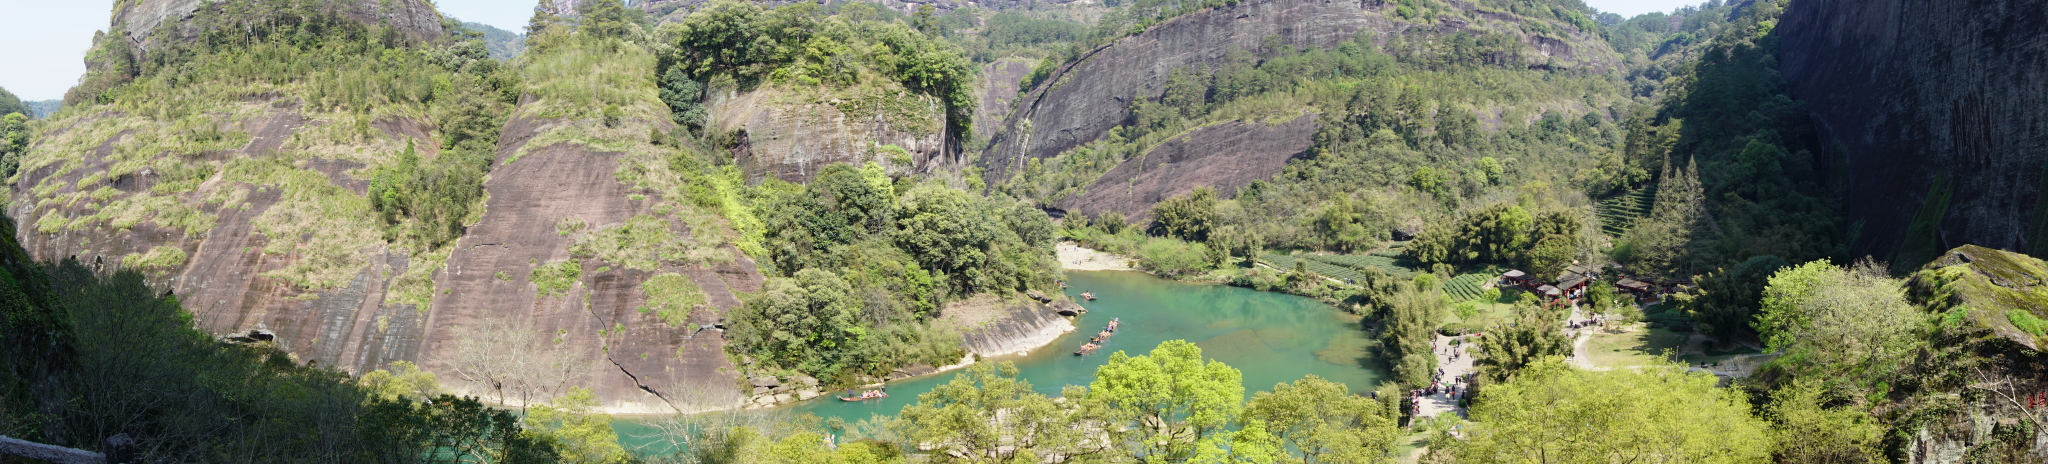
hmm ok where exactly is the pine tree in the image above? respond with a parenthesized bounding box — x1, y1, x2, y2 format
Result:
(1625, 155, 1719, 278)
(527, 0, 560, 36)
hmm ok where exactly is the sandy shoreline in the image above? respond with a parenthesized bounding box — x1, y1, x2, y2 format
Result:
(1058, 242, 1135, 271)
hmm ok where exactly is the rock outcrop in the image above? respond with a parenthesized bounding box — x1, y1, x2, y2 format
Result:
(1054, 114, 1315, 223)
(1778, 0, 2048, 263)
(978, 0, 1618, 179)
(1897, 245, 2048, 462)
(112, 0, 445, 58)
(1908, 245, 2048, 351)
(940, 294, 1076, 358)
(416, 116, 761, 413)
(707, 86, 948, 182)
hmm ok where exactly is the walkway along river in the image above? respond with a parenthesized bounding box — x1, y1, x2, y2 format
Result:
(619, 270, 1390, 448)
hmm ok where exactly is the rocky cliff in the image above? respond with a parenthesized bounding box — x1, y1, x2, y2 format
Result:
(1778, 0, 2048, 264)
(1054, 114, 1314, 223)
(12, 2, 758, 413)
(1897, 245, 2048, 462)
(707, 85, 949, 183)
(978, 0, 1619, 180)
(940, 294, 1077, 358)
(112, 0, 445, 58)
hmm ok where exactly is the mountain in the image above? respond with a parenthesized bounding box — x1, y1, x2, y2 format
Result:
(13, 0, 754, 413)
(1779, 0, 2048, 269)
(24, 100, 60, 119)
(978, 0, 1626, 231)
(459, 21, 528, 60)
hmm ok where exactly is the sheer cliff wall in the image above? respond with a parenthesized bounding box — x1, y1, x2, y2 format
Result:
(978, 0, 1619, 180)
(1779, 0, 2048, 263)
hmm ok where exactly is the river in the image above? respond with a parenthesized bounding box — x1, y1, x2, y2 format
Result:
(618, 270, 1387, 451)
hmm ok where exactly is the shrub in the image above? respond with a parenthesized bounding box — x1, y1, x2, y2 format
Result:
(530, 259, 584, 297)
(1139, 238, 1211, 276)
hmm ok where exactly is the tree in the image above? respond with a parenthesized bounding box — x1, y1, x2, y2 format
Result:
(1622, 157, 1718, 278)
(363, 394, 562, 464)
(1474, 303, 1571, 383)
(0, 112, 28, 178)
(894, 185, 1005, 295)
(1681, 255, 1788, 341)
(529, 0, 563, 35)
(1521, 234, 1575, 279)
(1454, 359, 1771, 463)
(1378, 286, 1442, 387)
(1161, 68, 1210, 119)
(1766, 380, 1884, 464)
(442, 317, 594, 410)
(912, 5, 941, 34)
(1241, 375, 1400, 464)
(894, 362, 1085, 463)
(576, 0, 639, 40)
(361, 360, 442, 401)
(1188, 420, 1286, 464)
(1151, 187, 1219, 242)
(1086, 340, 1244, 462)
(1312, 196, 1388, 253)
(660, 67, 708, 131)
(0, 86, 26, 117)
(523, 386, 631, 464)
(1755, 260, 1922, 382)
(1437, 108, 1482, 148)
(724, 269, 862, 378)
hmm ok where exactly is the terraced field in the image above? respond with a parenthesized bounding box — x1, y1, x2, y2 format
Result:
(1443, 273, 1494, 301)
(1597, 184, 1657, 236)
(1259, 252, 1420, 283)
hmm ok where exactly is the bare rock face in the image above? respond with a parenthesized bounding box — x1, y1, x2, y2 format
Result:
(1779, 0, 2048, 262)
(975, 59, 1036, 143)
(417, 118, 760, 413)
(707, 86, 947, 183)
(941, 295, 1076, 359)
(111, 0, 445, 58)
(978, 0, 1618, 179)
(1054, 115, 1315, 223)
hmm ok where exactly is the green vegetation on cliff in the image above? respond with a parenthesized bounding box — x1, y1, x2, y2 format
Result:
(656, 0, 977, 137)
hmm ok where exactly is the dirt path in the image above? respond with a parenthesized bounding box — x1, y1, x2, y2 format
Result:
(1058, 242, 1135, 271)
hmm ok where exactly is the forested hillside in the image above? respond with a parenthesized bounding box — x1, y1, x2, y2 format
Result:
(4, 0, 2048, 461)
(3, 0, 1067, 417)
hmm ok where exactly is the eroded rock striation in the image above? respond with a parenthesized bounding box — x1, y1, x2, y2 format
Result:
(707, 86, 949, 183)
(1779, 0, 2048, 263)
(1054, 115, 1315, 223)
(979, 0, 1618, 180)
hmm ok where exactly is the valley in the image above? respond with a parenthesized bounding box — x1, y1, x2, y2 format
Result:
(0, 0, 2044, 462)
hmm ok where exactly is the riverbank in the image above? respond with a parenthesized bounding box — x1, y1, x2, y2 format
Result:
(1058, 242, 1135, 271)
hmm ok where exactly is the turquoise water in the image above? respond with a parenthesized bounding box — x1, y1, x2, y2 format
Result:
(618, 270, 1386, 451)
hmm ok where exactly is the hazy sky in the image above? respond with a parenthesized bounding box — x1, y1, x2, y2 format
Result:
(0, 0, 1699, 102)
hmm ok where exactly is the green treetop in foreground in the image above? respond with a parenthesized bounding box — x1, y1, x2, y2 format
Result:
(1452, 358, 1771, 463)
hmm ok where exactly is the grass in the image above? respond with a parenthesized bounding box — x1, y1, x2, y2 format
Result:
(555, 217, 587, 236)
(642, 273, 707, 328)
(121, 245, 189, 270)
(1442, 290, 1517, 330)
(2009, 309, 2048, 337)
(531, 259, 585, 298)
(225, 157, 383, 290)
(570, 214, 683, 271)
(1581, 326, 1689, 369)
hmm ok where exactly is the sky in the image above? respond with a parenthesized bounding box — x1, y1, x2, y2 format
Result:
(0, 0, 1697, 102)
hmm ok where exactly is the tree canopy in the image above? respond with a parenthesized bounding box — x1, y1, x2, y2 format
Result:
(1454, 359, 1771, 463)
